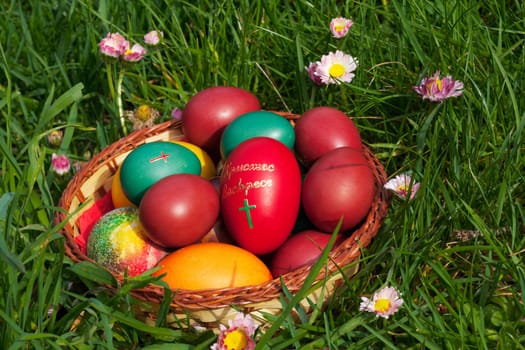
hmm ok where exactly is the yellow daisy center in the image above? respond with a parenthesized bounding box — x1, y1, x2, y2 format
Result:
(329, 63, 345, 78)
(374, 298, 391, 313)
(427, 78, 443, 92)
(136, 105, 152, 121)
(223, 329, 249, 350)
(334, 23, 345, 33)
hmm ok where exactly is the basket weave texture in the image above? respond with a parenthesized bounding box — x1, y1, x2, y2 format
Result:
(55, 112, 390, 324)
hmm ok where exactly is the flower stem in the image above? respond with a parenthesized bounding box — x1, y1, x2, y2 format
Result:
(106, 64, 115, 101)
(116, 69, 127, 135)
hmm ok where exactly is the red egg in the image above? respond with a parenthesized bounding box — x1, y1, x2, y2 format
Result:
(181, 86, 261, 161)
(294, 106, 362, 166)
(220, 137, 301, 254)
(302, 147, 375, 233)
(139, 173, 220, 248)
(270, 230, 345, 277)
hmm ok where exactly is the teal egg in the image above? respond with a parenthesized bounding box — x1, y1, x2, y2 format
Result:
(120, 141, 201, 205)
(220, 110, 295, 159)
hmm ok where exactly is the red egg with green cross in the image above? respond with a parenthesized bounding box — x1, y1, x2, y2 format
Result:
(219, 137, 302, 254)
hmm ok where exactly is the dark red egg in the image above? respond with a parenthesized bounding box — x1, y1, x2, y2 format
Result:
(302, 147, 375, 233)
(139, 173, 220, 248)
(220, 137, 302, 254)
(270, 230, 345, 277)
(294, 106, 362, 166)
(181, 86, 261, 161)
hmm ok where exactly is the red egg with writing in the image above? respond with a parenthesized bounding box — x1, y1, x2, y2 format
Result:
(220, 137, 301, 254)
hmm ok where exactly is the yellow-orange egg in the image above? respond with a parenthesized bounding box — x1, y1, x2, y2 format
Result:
(111, 167, 135, 208)
(153, 242, 272, 290)
(172, 141, 216, 179)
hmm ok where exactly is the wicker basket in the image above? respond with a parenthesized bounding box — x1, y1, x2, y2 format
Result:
(55, 112, 390, 328)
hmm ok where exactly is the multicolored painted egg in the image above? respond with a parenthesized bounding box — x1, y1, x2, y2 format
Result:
(172, 140, 217, 179)
(86, 207, 168, 276)
(111, 166, 135, 208)
(220, 137, 302, 254)
(153, 242, 272, 290)
(120, 141, 201, 205)
(220, 110, 295, 159)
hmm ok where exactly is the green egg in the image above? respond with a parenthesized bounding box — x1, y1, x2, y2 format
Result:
(120, 141, 201, 205)
(220, 110, 295, 159)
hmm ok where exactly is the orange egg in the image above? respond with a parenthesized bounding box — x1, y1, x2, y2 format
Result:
(172, 141, 216, 179)
(154, 242, 272, 290)
(111, 167, 135, 208)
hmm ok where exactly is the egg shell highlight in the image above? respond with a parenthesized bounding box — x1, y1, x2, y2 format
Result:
(153, 242, 273, 290)
(120, 141, 201, 205)
(86, 207, 168, 276)
(220, 110, 295, 159)
(220, 137, 302, 254)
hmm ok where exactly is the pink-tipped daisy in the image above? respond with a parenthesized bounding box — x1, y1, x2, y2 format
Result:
(413, 71, 464, 102)
(330, 17, 353, 38)
(315, 50, 358, 85)
(384, 173, 420, 200)
(359, 286, 404, 319)
(144, 30, 164, 46)
(210, 313, 258, 350)
(99, 32, 129, 58)
(51, 153, 71, 176)
(122, 43, 147, 62)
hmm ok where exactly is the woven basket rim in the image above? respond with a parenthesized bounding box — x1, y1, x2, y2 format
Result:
(55, 112, 390, 312)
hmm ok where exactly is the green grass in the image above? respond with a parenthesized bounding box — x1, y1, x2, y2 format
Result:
(1, 0, 524, 348)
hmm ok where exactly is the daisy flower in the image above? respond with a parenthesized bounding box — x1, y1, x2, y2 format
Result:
(314, 50, 358, 85)
(99, 32, 129, 58)
(122, 43, 147, 62)
(144, 30, 163, 46)
(304, 62, 324, 85)
(384, 173, 420, 200)
(210, 313, 258, 350)
(51, 153, 71, 176)
(124, 105, 160, 130)
(330, 17, 353, 38)
(413, 71, 464, 102)
(171, 107, 183, 120)
(359, 286, 404, 319)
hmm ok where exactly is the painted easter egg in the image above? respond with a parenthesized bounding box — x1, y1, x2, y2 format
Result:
(139, 173, 220, 248)
(153, 242, 272, 290)
(111, 166, 135, 208)
(270, 230, 345, 277)
(294, 106, 362, 166)
(86, 207, 168, 276)
(302, 147, 375, 233)
(220, 137, 302, 254)
(172, 140, 217, 179)
(181, 86, 261, 161)
(120, 141, 201, 205)
(220, 110, 295, 159)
